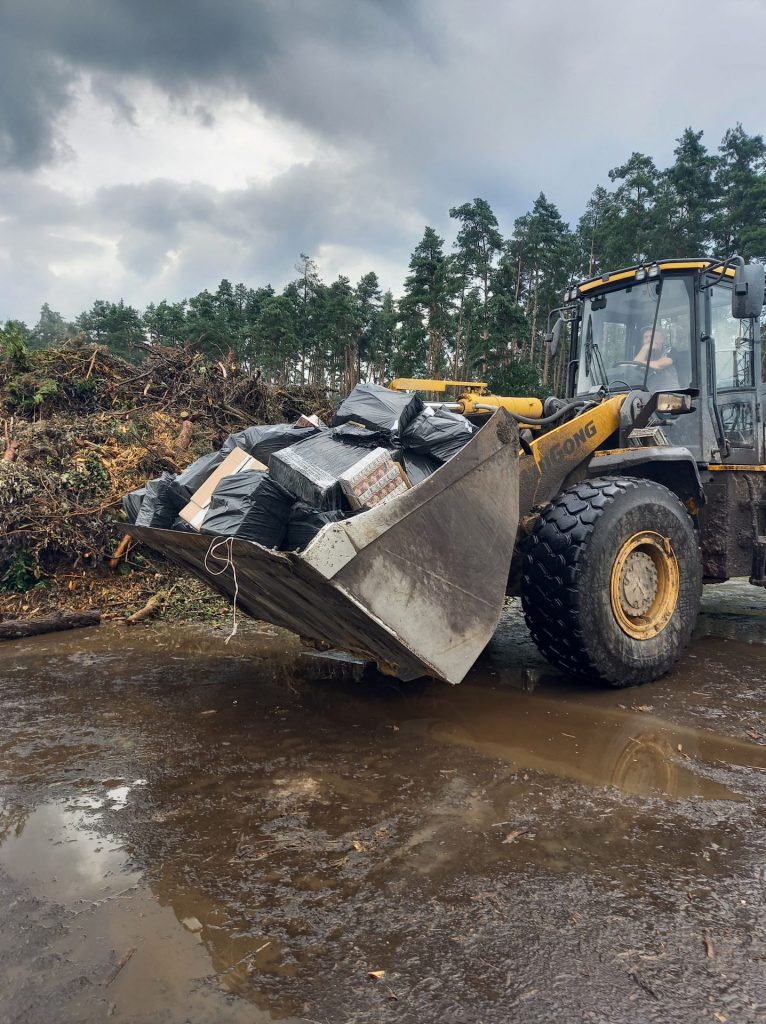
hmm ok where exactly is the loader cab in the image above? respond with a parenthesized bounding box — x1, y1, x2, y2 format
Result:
(566, 259, 765, 465)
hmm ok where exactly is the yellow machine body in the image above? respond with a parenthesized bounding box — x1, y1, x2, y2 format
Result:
(129, 255, 766, 690)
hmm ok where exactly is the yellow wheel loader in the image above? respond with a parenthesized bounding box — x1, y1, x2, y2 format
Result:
(132, 256, 766, 688)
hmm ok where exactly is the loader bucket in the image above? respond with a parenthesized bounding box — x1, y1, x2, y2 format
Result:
(129, 409, 519, 685)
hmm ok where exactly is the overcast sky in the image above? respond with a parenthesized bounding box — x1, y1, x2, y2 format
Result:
(2, 0, 765, 324)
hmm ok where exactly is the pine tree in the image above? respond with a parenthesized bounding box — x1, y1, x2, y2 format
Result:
(354, 272, 382, 384)
(606, 152, 660, 264)
(76, 300, 146, 361)
(253, 295, 298, 383)
(143, 299, 187, 347)
(400, 226, 455, 377)
(449, 198, 503, 374)
(509, 193, 573, 375)
(29, 303, 75, 349)
(712, 124, 766, 260)
(665, 128, 717, 255)
(292, 254, 322, 384)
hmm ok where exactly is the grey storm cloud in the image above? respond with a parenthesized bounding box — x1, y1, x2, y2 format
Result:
(0, 0, 424, 170)
(0, 155, 416, 313)
(2, 0, 766, 322)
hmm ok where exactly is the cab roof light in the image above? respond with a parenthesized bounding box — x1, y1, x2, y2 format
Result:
(648, 263, 660, 279)
(635, 267, 647, 282)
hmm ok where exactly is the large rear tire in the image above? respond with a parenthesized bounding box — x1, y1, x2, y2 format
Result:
(521, 476, 701, 686)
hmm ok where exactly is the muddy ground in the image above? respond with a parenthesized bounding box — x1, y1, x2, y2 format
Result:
(1, 585, 766, 1024)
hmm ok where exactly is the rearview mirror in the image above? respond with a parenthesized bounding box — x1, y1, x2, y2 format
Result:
(732, 263, 765, 319)
(546, 318, 563, 358)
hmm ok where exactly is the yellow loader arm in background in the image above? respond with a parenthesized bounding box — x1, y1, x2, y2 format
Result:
(388, 378, 543, 420)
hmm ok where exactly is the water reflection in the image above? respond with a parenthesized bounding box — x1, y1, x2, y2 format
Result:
(0, 799, 138, 902)
(379, 683, 764, 800)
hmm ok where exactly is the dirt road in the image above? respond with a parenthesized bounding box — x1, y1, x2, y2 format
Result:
(1, 584, 766, 1023)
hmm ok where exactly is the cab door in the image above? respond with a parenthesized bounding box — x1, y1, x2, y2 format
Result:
(709, 282, 763, 464)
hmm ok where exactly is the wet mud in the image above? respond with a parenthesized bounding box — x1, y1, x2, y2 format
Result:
(1, 583, 766, 1022)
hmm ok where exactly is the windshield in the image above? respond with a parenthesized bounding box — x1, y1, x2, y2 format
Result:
(574, 275, 694, 396)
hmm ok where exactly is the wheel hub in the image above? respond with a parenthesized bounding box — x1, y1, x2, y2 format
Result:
(609, 531, 680, 640)
(619, 550, 658, 617)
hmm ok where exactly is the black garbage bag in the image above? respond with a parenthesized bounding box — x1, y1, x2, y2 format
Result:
(333, 383, 423, 438)
(176, 450, 226, 492)
(400, 407, 476, 463)
(171, 515, 197, 533)
(200, 472, 294, 548)
(134, 473, 191, 529)
(220, 424, 318, 465)
(282, 502, 349, 552)
(331, 422, 393, 449)
(122, 486, 147, 524)
(401, 451, 440, 485)
(270, 430, 381, 510)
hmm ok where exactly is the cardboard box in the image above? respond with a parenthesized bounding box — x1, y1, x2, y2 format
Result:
(338, 450, 411, 510)
(270, 433, 382, 510)
(179, 446, 267, 529)
(295, 413, 327, 429)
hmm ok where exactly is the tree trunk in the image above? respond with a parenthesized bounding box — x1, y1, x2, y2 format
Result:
(109, 533, 133, 570)
(482, 269, 490, 370)
(529, 269, 540, 365)
(174, 420, 193, 452)
(542, 336, 550, 387)
(0, 610, 100, 641)
(2, 439, 19, 462)
(453, 284, 466, 380)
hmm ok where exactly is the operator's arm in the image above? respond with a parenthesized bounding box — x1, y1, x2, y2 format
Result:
(632, 343, 650, 364)
(648, 355, 673, 370)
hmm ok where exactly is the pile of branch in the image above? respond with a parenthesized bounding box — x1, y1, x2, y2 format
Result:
(0, 341, 334, 428)
(0, 343, 333, 589)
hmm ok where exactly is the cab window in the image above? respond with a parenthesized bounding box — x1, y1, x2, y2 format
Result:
(711, 283, 754, 389)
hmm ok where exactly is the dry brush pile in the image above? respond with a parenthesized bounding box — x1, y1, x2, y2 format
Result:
(0, 341, 333, 601)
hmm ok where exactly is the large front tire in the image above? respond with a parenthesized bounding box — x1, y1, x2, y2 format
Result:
(521, 477, 701, 687)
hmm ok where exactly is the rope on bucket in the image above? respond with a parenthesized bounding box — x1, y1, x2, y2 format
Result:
(204, 536, 240, 644)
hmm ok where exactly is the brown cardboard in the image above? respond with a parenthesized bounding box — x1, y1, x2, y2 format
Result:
(295, 413, 327, 428)
(179, 447, 267, 529)
(338, 449, 411, 511)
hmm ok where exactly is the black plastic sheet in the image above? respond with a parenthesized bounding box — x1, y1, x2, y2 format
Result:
(134, 473, 191, 529)
(282, 502, 349, 552)
(221, 424, 318, 465)
(122, 486, 147, 524)
(176, 450, 226, 492)
(270, 431, 379, 510)
(333, 383, 423, 438)
(331, 422, 395, 450)
(200, 471, 293, 548)
(401, 451, 441, 485)
(401, 407, 476, 463)
(171, 515, 197, 533)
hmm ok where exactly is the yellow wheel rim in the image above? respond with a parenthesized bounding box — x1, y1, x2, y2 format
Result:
(609, 531, 679, 640)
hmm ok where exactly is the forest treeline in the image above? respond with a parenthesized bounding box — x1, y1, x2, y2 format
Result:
(3, 124, 765, 399)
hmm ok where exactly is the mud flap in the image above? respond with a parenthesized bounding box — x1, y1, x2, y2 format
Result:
(129, 409, 519, 685)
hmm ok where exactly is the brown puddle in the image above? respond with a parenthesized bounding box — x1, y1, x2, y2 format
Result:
(0, 795, 303, 1022)
(383, 686, 762, 801)
(2, 582, 766, 1023)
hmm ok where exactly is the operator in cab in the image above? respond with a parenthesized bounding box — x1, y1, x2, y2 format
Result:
(632, 326, 679, 391)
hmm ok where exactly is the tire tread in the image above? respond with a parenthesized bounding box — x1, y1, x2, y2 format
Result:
(521, 476, 697, 685)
